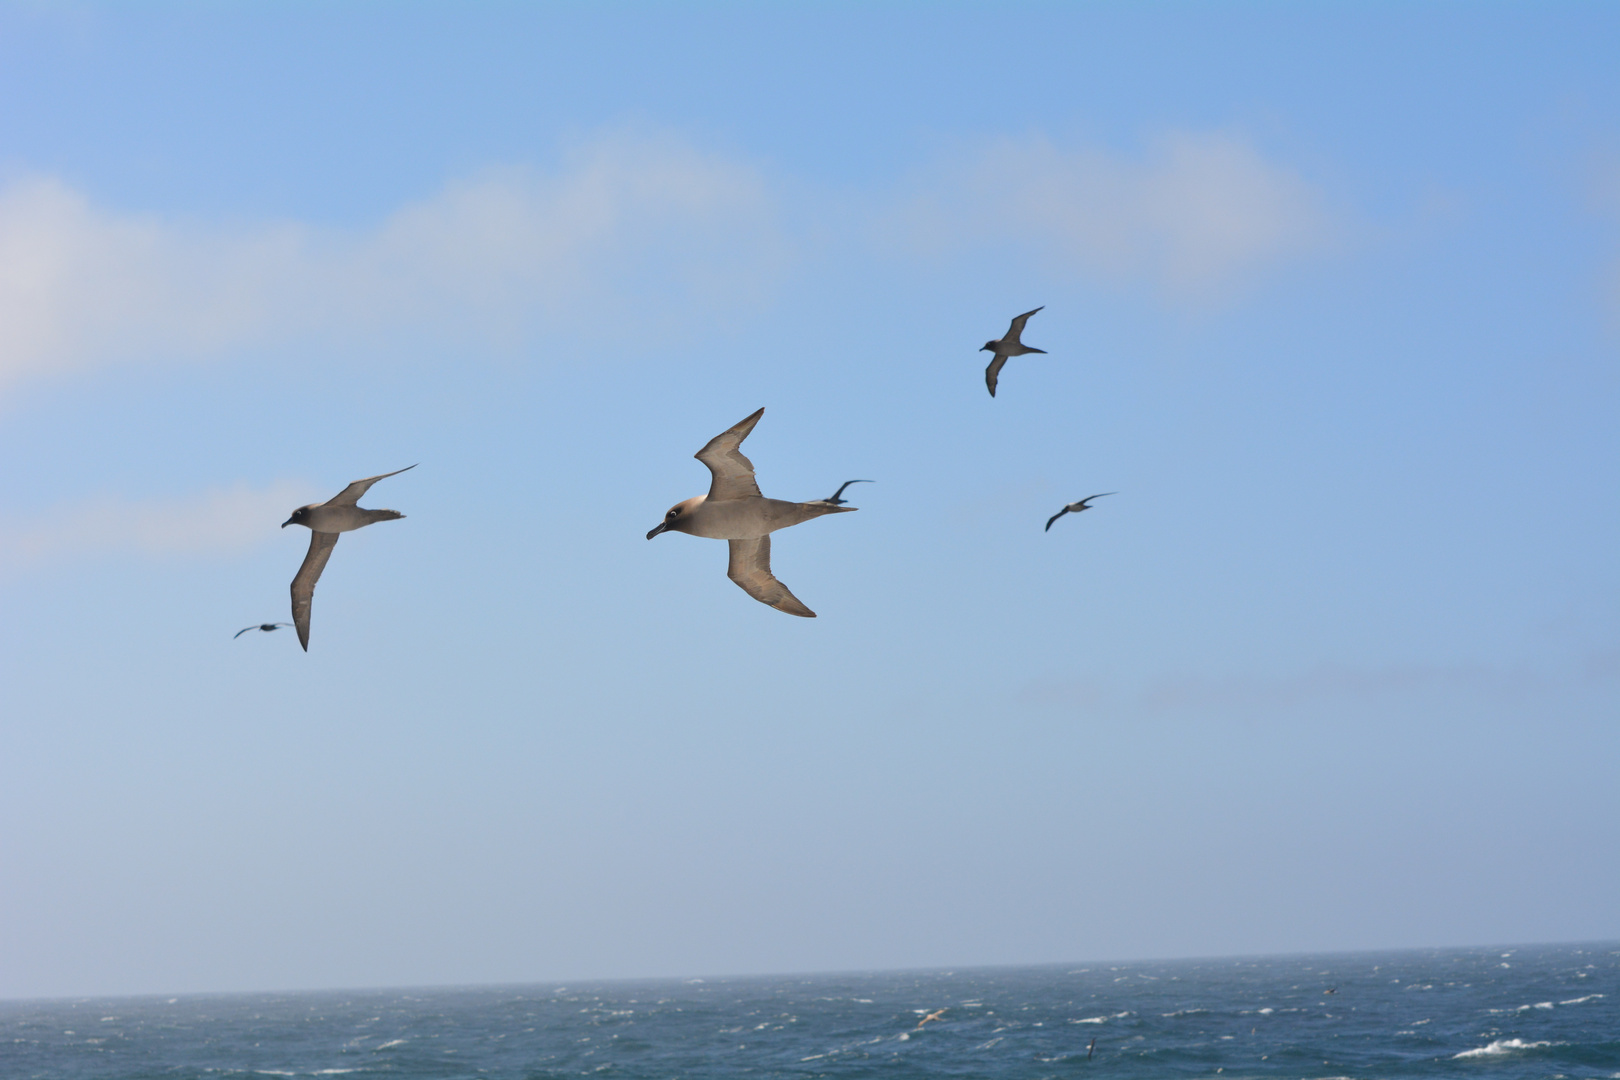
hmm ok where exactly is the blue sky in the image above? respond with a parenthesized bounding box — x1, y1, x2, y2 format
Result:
(1, 2, 1616, 999)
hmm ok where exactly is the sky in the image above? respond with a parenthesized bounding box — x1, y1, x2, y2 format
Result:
(0, 2, 1617, 1000)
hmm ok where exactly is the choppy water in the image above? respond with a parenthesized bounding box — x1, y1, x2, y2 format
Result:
(3, 944, 1616, 1079)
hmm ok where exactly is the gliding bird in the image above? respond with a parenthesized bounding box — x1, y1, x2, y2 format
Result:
(1045, 492, 1114, 532)
(281, 465, 415, 651)
(647, 409, 855, 618)
(981, 306, 1046, 397)
(234, 622, 291, 638)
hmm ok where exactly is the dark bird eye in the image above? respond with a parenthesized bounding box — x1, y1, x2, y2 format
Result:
(667, 509, 679, 519)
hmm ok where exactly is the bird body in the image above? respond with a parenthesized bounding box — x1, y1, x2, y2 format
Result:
(281, 464, 415, 651)
(655, 494, 840, 540)
(283, 504, 403, 533)
(647, 408, 854, 617)
(981, 306, 1046, 397)
(1045, 492, 1115, 532)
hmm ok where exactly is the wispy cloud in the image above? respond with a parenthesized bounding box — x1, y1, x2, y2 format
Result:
(893, 130, 1342, 301)
(0, 481, 313, 568)
(0, 131, 787, 393)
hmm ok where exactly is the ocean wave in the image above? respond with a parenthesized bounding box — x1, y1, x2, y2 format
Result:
(1559, 994, 1604, 1005)
(1452, 1038, 1552, 1059)
(374, 1039, 407, 1049)
(1072, 1011, 1130, 1024)
(1161, 1008, 1209, 1018)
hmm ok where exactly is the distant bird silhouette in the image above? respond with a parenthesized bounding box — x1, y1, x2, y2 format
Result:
(1045, 492, 1115, 532)
(916, 1008, 947, 1029)
(1088, 1037, 1097, 1060)
(822, 479, 872, 505)
(1324, 987, 1338, 995)
(234, 622, 291, 638)
(281, 465, 415, 651)
(981, 306, 1046, 397)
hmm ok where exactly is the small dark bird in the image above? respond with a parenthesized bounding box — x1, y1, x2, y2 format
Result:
(822, 479, 872, 505)
(234, 623, 291, 638)
(981, 306, 1046, 397)
(1045, 492, 1115, 532)
(1324, 987, 1338, 995)
(1088, 1037, 1097, 1060)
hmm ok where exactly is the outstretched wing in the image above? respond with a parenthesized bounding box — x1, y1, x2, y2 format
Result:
(696, 408, 764, 502)
(1005, 306, 1043, 344)
(829, 479, 872, 502)
(234, 626, 255, 638)
(326, 464, 417, 507)
(290, 531, 340, 651)
(1044, 508, 1068, 532)
(727, 536, 815, 617)
(984, 354, 1008, 397)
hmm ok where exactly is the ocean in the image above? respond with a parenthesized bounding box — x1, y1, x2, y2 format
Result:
(3, 944, 1615, 1080)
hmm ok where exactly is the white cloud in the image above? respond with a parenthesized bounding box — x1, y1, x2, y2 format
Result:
(0, 132, 787, 393)
(0, 481, 314, 567)
(894, 130, 1340, 300)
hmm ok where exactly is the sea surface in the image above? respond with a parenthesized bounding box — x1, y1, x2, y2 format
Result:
(3, 944, 1616, 1080)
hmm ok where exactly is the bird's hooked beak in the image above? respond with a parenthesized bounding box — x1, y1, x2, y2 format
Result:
(646, 522, 668, 540)
(980, 343, 993, 351)
(281, 517, 294, 528)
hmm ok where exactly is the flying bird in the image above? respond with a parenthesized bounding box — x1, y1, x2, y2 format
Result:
(822, 479, 872, 505)
(981, 306, 1046, 397)
(281, 465, 415, 651)
(647, 408, 855, 617)
(1045, 492, 1115, 532)
(916, 1009, 947, 1029)
(234, 622, 291, 638)
(1088, 1037, 1097, 1060)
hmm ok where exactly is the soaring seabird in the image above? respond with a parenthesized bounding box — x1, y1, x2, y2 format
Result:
(981, 306, 1046, 397)
(822, 479, 872, 505)
(647, 408, 854, 617)
(1045, 492, 1115, 532)
(281, 465, 415, 651)
(234, 622, 291, 638)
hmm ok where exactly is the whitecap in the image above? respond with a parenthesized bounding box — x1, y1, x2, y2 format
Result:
(374, 1039, 407, 1049)
(1559, 994, 1604, 1005)
(1453, 1038, 1551, 1059)
(1072, 1011, 1129, 1024)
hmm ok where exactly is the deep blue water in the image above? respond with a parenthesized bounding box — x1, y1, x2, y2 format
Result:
(3, 944, 1616, 1080)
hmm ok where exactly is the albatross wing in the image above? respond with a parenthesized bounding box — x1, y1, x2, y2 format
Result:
(325, 464, 417, 508)
(696, 408, 765, 502)
(727, 536, 814, 617)
(984, 354, 1008, 397)
(1006, 306, 1043, 344)
(290, 531, 340, 651)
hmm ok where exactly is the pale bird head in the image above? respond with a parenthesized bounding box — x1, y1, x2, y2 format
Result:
(647, 495, 706, 539)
